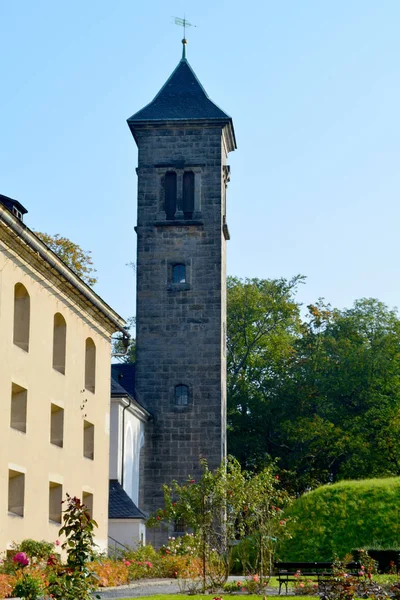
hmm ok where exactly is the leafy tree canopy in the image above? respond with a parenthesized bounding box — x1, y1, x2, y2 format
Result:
(35, 232, 97, 286)
(227, 278, 400, 493)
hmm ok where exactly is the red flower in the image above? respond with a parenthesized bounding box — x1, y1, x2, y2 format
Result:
(275, 475, 279, 480)
(189, 479, 195, 484)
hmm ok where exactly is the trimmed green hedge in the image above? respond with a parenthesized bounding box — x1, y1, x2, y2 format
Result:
(279, 477, 400, 561)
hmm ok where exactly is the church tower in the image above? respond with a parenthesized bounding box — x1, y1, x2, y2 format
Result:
(127, 41, 236, 538)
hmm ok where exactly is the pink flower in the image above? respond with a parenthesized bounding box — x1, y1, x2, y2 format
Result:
(145, 561, 153, 568)
(13, 552, 29, 566)
(55, 539, 61, 546)
(275, 475, 279, 480)
(253, 574, 259, 582)
(299, 583, 304, 588)
(189, 479, 195, 484)
(123, 560, 131, 566)
(241, 587, 246, 592)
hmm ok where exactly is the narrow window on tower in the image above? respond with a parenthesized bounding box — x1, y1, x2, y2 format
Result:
(172, 264, 186, 284)
(175, 385, 189, 406)
(182, 171, 195, 219)
(165, 171, 177, 219)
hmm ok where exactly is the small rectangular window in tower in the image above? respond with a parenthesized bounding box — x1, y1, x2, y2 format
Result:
(183, 171, 195, 219)
(82, 492, 93, 519)
(172, 264, 186, 284)
(10, 383, 27, 433)
(8, 469, 25, 517)
(49, 482, 62, 523)
(165, 171, 177, 219)
(83, 420, 94, 460)
(50, 404, 64, 448)
(174, 517, 186, 534)
(175, 385, 189, 406)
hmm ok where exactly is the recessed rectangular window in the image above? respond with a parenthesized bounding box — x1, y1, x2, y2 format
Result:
(83, 421, 94, 460)
(172, 264, 186, 284)
(82, 492, 93, 519)
(8, 470, 25, 517)
(13, 283, 30, 352)
(165, 171, 177, 219)
(183, 171, 195, 219)
(53, 313, 67, 374)
(85, 338, 96, 393)
(50, 404, 64, 448)
(175, 384, 189, 406)
(49, 482, 62, 523)
(10, 383, 27, 433)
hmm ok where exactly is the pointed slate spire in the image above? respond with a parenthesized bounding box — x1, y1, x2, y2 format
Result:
(127, 48, 236, 150)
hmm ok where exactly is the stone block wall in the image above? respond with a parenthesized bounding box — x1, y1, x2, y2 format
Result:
(134, 122, 230, 544)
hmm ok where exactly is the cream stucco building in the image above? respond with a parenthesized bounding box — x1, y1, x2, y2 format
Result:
(0, 194, 126, 553)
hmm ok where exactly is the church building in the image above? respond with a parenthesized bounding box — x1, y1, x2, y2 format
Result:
(109, 39, 237, 546)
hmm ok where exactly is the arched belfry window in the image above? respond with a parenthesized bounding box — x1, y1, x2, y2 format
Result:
(183, 171, 195, 219)
(53, 313, 67, 374)
(172, 264, 186, 284)
(13, 283, 30, 352)
(165, 171, 177, 219)
(85, 338, 96, 393)
(175, 385, 189, 406)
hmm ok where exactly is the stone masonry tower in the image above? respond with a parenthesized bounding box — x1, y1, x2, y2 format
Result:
(127, 42, 236, 540)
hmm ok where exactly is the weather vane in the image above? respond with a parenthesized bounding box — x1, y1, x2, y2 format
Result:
(173, 16, 197, 58)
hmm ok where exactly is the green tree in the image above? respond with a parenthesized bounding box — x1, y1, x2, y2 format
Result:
(227, 275, 304, 470)
(276, 298, 400, 492)
(148, 457, 293, 587)
(112, 316, 136, 362)
(35, 232, 97, 286)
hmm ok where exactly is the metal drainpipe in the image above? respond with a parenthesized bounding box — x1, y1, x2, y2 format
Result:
(121, 396, 132, 489)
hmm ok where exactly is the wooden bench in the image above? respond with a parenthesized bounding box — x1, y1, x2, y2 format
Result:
(274, 561, 361, 595)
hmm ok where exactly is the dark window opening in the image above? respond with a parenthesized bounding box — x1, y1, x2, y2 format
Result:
(165, 171, 177, 219)
(172, 264, 186, 284)
(174, 518, 186, 533)
(175, 385, 189, 406)
(182, 171, 195, 219)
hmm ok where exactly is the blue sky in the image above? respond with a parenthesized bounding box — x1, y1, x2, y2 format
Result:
(1, 1, 400, 323)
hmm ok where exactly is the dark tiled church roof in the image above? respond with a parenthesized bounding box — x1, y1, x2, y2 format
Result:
(108, 480, 146, 519)
(111, 363, 136, 399)
(127, 58, 232, 124)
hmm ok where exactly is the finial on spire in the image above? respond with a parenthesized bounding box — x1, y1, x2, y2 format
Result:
(174, 16, 196, 59)
(182, 38, 188, 59)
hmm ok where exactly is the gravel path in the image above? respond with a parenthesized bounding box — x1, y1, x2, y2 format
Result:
(94, 578, 283, 599)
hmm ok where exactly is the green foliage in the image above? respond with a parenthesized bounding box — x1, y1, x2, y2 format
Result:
(227, 275, 304, 471)
(35, 231, 97, 286)
(12, 574, 43, 600)
(47, 494, 99, 600)
(279, 477, 400, 561)
(113, 316, 136, 363)
(148, 457, 293, 584)
(228, 279, 400, 492)
(13, 539, 54, 561)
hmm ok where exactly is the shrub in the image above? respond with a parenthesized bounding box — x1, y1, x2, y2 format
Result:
(12, 539, 54, 562)
(280, 477, 400, 561)
(0, 574, 16, 598)
(89, 560, 130, 587)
